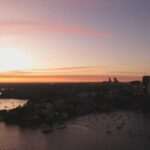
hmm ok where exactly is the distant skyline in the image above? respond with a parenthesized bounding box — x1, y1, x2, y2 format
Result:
(0, 0, 150, 82)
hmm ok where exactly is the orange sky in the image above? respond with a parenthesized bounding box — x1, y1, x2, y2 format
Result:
(0, 74, 141, 83)
(0, 0, 149, 83)
(0, 66, 142, 83)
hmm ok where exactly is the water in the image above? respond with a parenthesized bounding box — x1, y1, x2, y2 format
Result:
(0, 111, 150, 150)
(0, 99, 28, 110)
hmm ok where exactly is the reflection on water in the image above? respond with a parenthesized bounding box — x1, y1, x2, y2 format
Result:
(0, 111, 150, 150)
(0, 99, 28, 110)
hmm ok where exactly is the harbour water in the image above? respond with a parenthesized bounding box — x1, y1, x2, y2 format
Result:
(0, 99, 28, 110)
(0, 110, 150, 150)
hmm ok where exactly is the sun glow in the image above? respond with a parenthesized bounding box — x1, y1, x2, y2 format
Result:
(0, 47, 32, 71)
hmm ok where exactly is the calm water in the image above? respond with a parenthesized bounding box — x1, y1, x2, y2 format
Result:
(0, 111, 150, 150)
(0, 99, 28, 110)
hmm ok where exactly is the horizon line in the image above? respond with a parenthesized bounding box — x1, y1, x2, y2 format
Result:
(0, 74, 142, 83)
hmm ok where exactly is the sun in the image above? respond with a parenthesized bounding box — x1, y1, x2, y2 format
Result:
(0, 47, 32, 71)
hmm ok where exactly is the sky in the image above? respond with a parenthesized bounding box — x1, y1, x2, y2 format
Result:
(0, 0, 150, 82)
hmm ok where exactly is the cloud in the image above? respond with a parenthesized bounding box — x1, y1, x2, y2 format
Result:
(0, 20, 108, 37)
(0, 66, 101, 76)
(109, 71, 143, 76)
(0, 21, 35, 35)
(48, 25, 108, 37)
(29, 66, 100, 72)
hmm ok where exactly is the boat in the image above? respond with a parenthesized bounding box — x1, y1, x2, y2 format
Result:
(57, 124, 66, 129)
(41, 125, 53, 134)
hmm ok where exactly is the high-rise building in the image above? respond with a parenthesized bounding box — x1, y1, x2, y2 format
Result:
(142, 76, 150, 94)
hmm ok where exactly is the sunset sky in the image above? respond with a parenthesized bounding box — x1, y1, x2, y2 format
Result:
(0, 0, 150, 82)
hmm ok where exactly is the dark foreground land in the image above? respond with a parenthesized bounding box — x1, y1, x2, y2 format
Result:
(0, 82, 150, 129)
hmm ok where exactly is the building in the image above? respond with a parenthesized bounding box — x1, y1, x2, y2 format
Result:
(142, 76, 150, 94)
